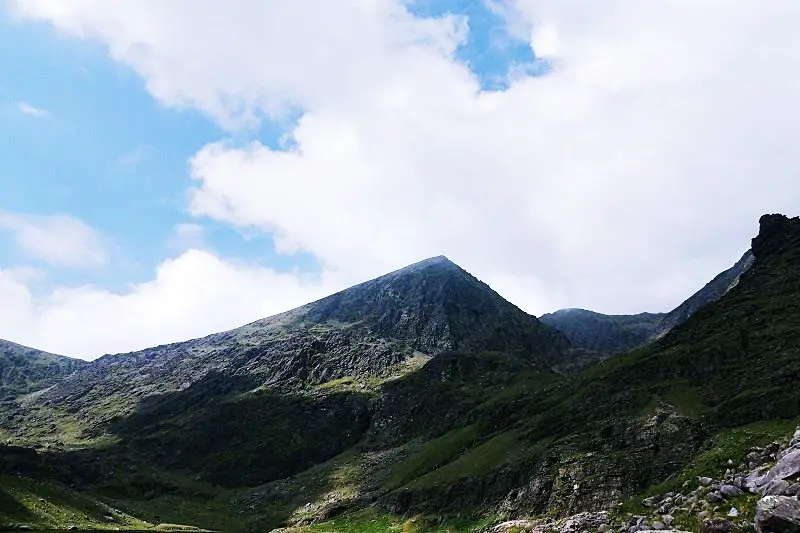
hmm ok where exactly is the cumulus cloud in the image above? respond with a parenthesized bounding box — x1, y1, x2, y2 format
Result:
(16, 100, 49, 117)
(7, 0, 800, 359)
(0, 212, 108, 268)
(0, 250, 342, 359)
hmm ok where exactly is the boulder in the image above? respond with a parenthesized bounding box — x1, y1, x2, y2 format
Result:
(755, 495, 800, 533)
(720, 484, 743, 498)
(772, 449, 800, 481)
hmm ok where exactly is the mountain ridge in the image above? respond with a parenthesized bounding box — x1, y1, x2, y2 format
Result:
(540, 249, 754, 355)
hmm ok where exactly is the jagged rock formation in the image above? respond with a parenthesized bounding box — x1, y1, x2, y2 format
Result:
(541, 250, 754, 355)
(0, 340, 85, 397)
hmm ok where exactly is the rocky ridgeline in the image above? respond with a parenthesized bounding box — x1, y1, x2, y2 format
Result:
(488, 425, 800, 533)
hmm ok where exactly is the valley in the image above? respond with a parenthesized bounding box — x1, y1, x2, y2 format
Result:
(2, 214, 800, 532)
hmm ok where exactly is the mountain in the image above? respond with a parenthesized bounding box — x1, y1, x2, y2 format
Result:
(0, 340, 85, 397)
(32, 256, 568, 426)
(1, 256, 570, 499)
(540, 249, 754, 354)
(3, 215, 800, 533)
(539, 309, 665, 355)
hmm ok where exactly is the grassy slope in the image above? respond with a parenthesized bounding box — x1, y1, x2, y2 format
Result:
(0, 475, 155, 530)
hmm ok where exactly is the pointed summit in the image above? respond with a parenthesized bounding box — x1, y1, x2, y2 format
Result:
(40, 256, 569, 414)
(292, 256, 569, 362)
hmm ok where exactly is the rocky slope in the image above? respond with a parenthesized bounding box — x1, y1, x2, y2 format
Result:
(27, 256, 568, 426)
(540, 250, 754, 355)
(0, 340, 85, 397)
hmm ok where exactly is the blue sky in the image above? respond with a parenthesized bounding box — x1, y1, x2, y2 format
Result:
(0, 9, 314, 292)
(0, 0, 533, 294)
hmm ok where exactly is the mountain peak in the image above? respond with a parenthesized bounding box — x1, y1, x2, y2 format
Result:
(413, 254, 452, 265)
(384, 255, 457, 276)
(294, 255, 568, 362)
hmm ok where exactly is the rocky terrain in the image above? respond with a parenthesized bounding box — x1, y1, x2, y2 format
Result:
(484, 422, 800, 533)
(1, 214, 799, 532)
(541, 250, 754, 355)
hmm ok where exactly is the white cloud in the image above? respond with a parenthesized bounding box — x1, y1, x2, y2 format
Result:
(6, 0, 800, 360)
(0, 213, 108, 268)
(16, 100, 49, 117)
(0, 250, 341, 359)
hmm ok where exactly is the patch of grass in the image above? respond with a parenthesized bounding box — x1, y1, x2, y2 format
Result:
(405, 430, 525, 490)
(297, 509, 495, 533)
(683, 419, 798, 479)
(659, 381, 708, 417)
(316, 376, 357, 391)
(0, 474, 154, 530)
(386, 426, 480, 490)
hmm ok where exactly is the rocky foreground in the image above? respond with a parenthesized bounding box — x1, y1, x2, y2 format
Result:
(487, 425, 800, 533)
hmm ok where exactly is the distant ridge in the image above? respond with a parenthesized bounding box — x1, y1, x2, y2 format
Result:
(540, 249, 754, 354)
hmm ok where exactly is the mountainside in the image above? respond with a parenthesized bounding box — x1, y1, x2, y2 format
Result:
(2, 215, 800, 533)
(28, 256, 568, 428)
(0, 340, 85, 397)
(1, 256, 571, 505)
(540, 249, 754, 355)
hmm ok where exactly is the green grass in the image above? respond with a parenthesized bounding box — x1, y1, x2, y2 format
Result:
(405, 430, 526, 490)
(681, 419, 799, 479)
(294, 509, 496, 533)
(386, 426, 480, 489)
(0, 475, 154, 530)
(316, 376, 358, 391)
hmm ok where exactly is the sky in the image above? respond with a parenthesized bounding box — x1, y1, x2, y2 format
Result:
(2, 0, 800, 360)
